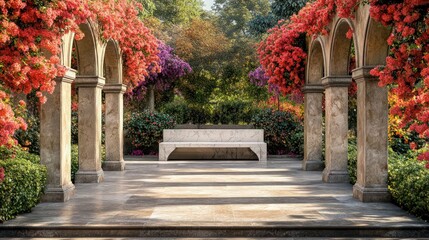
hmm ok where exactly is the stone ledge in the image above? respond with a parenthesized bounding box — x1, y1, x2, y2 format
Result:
(74, 76, 105, 88)
(302, 85, 324, 93)
(353, 184, 391, 202)
(75, 170, 104, 183)
(302, 160, 324, 171)
(322, 169, 350, 183)
(42, 183, 75, 202)
(103, 84, 126, 93)
(102, 160, 125, 171)
(321, 76, 352, 88)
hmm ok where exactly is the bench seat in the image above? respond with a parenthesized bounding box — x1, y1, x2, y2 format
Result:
(159, 130, 267, 162)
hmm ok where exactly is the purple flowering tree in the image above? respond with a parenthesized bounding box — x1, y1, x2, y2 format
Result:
(129, 41, 192, 111)
(249, 66, 280, 96)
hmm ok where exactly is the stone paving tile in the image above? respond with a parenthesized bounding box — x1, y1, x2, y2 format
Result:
(3, 159, 428, 227)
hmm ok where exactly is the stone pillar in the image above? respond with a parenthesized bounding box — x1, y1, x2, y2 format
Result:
(322, 76, 351, 183)
(302, 85, 324, 171)
(147, 85, 155, 111)
(352, 67, 390, 202)
(103, 84, 126, 171)
(74, 76, 105, 183)
(40, 69, 76, 202)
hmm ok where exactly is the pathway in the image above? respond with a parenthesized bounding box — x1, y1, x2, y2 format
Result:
(1, 157, 428, 238)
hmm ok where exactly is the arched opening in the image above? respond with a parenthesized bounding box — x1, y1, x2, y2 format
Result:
(322, 19, 357, 183)
(72, 22, 105, 183)
(103, 40, 122, 84)
(307, 40, 325, 85)
(352, 17, 391, 202)
(74, 23, 98, 76)
(302, 39, 326, 171)
(102, 39, 126, 171)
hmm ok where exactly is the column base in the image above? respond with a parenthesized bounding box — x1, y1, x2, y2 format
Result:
(42, 183, 75, 202)
(75, 170, 104, 183)
(353, 184, 391, 202)
(103, 160, 125, 171)
(322, 169, 349, 183)
(302, 160, 324, 171)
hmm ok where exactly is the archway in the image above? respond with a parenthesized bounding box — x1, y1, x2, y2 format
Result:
(102, 40, 127, 171)
(302, 38, 325, 171)
(322, 18, 357, 183)
(352, 17, 391, 202)
(73, 22, 105, 184)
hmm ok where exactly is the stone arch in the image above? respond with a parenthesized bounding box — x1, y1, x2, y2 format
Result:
(307, 38, 326, 85)
(351, 15, 391, 202)
(74, 22, 99, 75)
(102, 40, 123, 84)
(329, 18, 359, 76)
(102, 39, 126, 171)
(364, 17, 391, 66)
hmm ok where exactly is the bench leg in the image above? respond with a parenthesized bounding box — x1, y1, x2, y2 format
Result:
(159, 144, 175, 161)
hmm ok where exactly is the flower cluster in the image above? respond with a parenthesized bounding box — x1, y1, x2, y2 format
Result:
(249, 66, 280, 95)
(369, 1, 429, 146)
(0, 0, 159, 147)
(130, 41, 192, 100)
(89, 0, 159, 87)
(258, 0, 428, 163)
(0, 167, 4, 183)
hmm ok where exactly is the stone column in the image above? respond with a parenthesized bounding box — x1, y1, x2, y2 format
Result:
(40, 69, 76, 202)
(74, 76, 105, 183)
(302, 85, 324, 171)
(103, 84, 126, 171)
(352, 67, 390, 202)
(322, 76, 351, 183)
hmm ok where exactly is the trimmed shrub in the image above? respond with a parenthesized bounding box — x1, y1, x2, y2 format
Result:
(15, 113, 40, 154)
(71, 144, 79, 183)
(0, 149, 47, 222)
(161, 100, 188, 124)
(212, 100, 253, 124)
(388, 150, 429, 220)
(348, 138, 358, 185)
(251, 109, 303, 155)
(124, 111, 176, 154)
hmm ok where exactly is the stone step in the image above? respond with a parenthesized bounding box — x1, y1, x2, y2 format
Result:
(1, 225, 428, 238)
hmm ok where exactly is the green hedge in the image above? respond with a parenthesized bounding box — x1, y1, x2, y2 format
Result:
(125, 111, 176, 154)
(251, 109, 304, 155)
(388, 151, 429, 220)
(0, 153, 47, 222)
(347, 142, 429, 220)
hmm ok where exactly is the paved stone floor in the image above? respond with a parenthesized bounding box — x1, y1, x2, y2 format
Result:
(4, 157, 427, 228)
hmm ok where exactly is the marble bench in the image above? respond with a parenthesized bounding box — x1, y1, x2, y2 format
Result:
(159, 129, 267, 162)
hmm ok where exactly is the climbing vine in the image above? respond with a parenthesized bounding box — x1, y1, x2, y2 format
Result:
(258, 0, 429, 161)
(0, 0, 159, 146)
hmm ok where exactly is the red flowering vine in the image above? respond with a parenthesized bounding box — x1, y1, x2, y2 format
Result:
(258, 0, 429, 163)
(0, 167, 4, 183)
(0, 0, 159, 147)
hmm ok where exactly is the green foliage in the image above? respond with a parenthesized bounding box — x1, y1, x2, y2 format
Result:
(14, 113, 40, 155)
(388, 150, 429, 220)
(251, 109, 304, 155)
(71, 144, 79, 183)
(71, 110, 78, 145)
(347, 142, 429, 220)
(348, 138, 358, 185)
(248, 0, 308, 37)
(213, 0, 271, 38)
(161, 99, 189, 124)
(153, 0, 203, 25)
(0, 152, 47, 222)
(212, 100, 254, 124)
(124, 111, 176, 153)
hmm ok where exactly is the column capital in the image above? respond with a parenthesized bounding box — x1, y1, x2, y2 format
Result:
(302, 85, 324, 93)
(74, 76, 105, 89)
(56, 68, 77, 84)
(322, 76, 352, 88)
(352, 66, 380, 83)
(103, 84, 127, 94)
